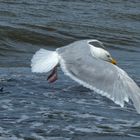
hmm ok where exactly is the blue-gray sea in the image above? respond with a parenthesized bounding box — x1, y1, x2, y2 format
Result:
(0, 0, 140, 140)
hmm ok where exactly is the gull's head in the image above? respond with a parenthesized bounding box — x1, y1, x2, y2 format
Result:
(97, 48, 117, 65)
(89, 40, 117, 65)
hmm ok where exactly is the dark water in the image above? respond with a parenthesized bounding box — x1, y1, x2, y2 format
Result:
(0, 0, 140, 139)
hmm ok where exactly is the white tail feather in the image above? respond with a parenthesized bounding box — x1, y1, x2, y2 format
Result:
(31, 49, 59, 73)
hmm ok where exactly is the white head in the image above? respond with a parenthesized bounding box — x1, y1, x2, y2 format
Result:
(89, 40, 117, 65)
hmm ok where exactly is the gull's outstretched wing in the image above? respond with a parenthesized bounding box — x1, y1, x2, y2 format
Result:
(57, 40, 140, 113)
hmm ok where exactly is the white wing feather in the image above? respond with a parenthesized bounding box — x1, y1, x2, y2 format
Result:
(59, 57, 140, 113)
(31, 49, 59, 73)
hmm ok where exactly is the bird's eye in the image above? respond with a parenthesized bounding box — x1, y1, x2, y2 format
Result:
(107, 54, 110, 58)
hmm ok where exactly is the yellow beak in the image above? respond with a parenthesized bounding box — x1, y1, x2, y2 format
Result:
(111, 58, 117, 65)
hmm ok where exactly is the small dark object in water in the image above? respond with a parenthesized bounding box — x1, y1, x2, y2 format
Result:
(0, 87, 4, 92)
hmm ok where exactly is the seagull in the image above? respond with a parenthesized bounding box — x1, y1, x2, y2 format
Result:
(31, 39, 140, 114)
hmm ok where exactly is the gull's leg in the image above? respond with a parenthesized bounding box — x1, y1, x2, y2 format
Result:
(47, 66, 58, 83)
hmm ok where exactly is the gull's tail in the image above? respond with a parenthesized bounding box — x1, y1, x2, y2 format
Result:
(31, 49, 59, 73)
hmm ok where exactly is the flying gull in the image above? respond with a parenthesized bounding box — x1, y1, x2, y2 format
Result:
(31, 39, 140, 113)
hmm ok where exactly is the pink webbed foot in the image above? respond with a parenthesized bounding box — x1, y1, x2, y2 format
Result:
(47, 67, 58, 83)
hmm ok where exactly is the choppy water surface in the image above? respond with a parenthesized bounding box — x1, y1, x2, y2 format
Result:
(0, 0, 140, 139)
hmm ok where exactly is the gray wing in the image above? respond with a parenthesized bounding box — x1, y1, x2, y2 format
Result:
(57, 40, 140, 113)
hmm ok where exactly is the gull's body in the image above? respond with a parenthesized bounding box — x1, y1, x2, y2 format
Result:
(31, 40, 140, 114)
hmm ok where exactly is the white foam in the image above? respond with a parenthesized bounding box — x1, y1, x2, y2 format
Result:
(30, 122, 43, 128)
(31, 133, 47, 140)
(17, 115, 29, 123)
